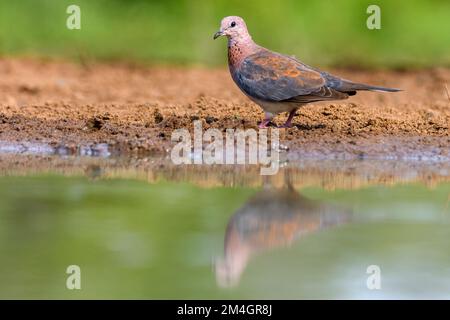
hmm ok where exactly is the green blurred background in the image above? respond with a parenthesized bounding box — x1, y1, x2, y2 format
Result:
(0, 0, 449, 68)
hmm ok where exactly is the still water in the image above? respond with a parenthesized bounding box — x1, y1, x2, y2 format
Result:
(0, 154, 449, 299)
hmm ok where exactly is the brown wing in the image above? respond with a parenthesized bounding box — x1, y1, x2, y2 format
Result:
(235, 50, 348, 103)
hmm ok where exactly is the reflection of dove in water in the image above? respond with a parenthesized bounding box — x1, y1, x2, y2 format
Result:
(215, 182, 352, 288)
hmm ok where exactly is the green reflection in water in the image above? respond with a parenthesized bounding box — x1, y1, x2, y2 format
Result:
(0, 175, 448, 299)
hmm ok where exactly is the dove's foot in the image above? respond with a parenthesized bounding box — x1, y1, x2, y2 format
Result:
(258, 120, 271, 129)
(258, 114, 273, 129)
(278, 109, 297, 128)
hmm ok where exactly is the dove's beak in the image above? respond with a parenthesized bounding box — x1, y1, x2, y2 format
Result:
(213, 31, 223, 40)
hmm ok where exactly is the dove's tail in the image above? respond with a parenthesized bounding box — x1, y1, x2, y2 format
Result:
(351, 83, 402, 92)
(338, 81, 402, 95)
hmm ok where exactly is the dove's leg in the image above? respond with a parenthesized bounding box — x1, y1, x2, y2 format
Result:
(258, 113, 273, 129)
(279, 109, 297, 128)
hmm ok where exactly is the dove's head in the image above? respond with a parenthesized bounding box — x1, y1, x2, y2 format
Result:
(214, 16, 251, 41)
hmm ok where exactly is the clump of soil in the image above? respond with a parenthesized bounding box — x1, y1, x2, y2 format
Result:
(0, 58, 448, 158)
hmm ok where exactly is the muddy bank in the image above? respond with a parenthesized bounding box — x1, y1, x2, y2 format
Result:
(0, 58, 449, 159)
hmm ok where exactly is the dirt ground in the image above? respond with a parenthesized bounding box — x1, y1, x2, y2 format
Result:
(0, 58, 449, 159)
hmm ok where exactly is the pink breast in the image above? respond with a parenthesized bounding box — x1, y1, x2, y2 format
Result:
(228, 43, 245, 68)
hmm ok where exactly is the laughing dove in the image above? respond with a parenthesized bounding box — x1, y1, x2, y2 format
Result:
(214, 16, 401, 128)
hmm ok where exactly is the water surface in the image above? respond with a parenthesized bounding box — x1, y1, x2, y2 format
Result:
(0, 154, 448, 299)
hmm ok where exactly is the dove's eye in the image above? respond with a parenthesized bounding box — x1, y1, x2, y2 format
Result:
(230, 21, 236, 27)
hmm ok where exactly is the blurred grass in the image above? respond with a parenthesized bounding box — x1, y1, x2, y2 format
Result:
(0, 0, 449, 68)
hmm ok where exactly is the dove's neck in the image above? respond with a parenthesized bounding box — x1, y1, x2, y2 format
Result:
(227, 34, 259, 69)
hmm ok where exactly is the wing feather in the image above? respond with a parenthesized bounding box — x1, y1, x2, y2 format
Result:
(235, 50, 346, 103)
